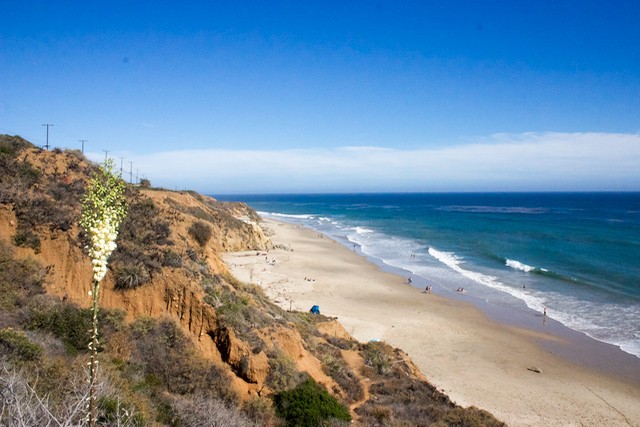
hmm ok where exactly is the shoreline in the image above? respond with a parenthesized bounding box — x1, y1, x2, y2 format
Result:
(224, 218, 640, 426)
(353, 243, 640, 384)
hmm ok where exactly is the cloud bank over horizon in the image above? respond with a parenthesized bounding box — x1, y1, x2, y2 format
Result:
(90, 132, 640, 194)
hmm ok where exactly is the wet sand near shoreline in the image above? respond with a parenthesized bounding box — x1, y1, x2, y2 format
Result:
(224, 219, 640, 426)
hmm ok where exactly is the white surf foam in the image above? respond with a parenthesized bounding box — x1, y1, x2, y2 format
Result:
(428, 247, 548, 311)
(318, 217, 338, 224)
(542, 293, 640, 358)
(354, 226, 374, 234)
(505, 259, 536, 272)
(428, 247, 640, 358)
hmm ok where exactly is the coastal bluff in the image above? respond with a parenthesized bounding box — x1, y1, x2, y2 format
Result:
(0, 134, 503, 426)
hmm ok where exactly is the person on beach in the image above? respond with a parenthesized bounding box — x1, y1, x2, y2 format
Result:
(408, 277, 413, 284)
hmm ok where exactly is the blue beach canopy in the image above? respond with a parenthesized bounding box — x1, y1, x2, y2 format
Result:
(310, 305, 320, 314)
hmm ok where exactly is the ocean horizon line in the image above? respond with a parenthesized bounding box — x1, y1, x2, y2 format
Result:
(213, 190, 640, 198)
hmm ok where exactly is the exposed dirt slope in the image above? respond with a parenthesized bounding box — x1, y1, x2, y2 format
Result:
(0, 139, 344, 398)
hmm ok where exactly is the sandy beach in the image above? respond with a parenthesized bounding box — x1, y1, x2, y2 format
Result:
(224, 219, 640, 427)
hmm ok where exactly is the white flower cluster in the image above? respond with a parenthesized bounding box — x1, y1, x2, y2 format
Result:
(87, 210, 119, 283)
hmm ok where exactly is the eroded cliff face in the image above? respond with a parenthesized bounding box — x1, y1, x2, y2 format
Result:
(0, 143, 341, 399)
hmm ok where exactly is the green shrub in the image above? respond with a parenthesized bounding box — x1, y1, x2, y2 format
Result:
(27, 299, 123, 355)
(273, 377, 351, 427)
(0, 328, 43, 361)
(188, 220, 212, 246)
(29, 302, 92, 355)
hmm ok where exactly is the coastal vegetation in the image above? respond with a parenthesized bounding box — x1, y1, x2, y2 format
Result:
(0, 134, 504, 426)
(274, 377, 352, 426)
(80, 158, 128, 426)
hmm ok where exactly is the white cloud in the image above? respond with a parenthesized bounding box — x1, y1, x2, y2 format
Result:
(95, 132, 640, 193)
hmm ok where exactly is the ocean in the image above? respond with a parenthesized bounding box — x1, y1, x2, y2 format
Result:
(217, 193, 640, 359)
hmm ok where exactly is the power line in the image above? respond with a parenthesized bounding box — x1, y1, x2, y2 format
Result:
(9, 123, 156, 188)
(42, 123, 54, 150)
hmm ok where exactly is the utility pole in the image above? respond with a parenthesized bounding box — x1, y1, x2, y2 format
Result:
(42, 123, 54, 150)
(135, 169, 139, 184)
(103, 150, 109, 163)
(79, 139, 87, 154)
(120, 157, 124, 176)
(129, 161, 133, 184)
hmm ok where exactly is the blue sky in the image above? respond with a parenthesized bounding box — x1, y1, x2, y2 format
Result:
(2, 1, 639, 193)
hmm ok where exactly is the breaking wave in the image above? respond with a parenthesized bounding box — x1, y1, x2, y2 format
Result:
(505, 258, 536, 272)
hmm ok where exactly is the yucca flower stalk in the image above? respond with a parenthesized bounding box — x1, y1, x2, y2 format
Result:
(80, 159, 127, 427)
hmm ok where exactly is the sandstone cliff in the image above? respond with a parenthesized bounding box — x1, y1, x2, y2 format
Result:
(0, 135, 503, 426)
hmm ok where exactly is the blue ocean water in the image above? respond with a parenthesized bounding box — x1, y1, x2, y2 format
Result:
(218, 193, 640, 358)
